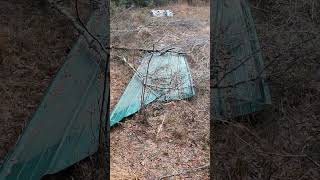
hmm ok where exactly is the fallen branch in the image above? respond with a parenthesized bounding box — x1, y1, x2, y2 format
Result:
(110, 46, 186, 55)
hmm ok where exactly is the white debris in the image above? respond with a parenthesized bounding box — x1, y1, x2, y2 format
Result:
(150, 9, 173, 17)
(165, 10, 173, 17)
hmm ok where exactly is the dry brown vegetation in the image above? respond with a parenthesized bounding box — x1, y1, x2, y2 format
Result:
(0, 0, 99, 179)
(110, 2, 209, 179)
(3, 0, 318, 179)
(0, 0, 79, 161)
(212, 0, 320, 179)
(1, 0, 209, 179)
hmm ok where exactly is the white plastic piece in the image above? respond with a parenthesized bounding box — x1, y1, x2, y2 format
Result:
(150, 9, 173, 17)
(165, 10, 173, 17)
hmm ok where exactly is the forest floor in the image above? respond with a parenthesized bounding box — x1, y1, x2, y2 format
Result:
(110, 3, 210, 179)
(4, 1, 317, 180)
(212, 1, 320, 179)
(1, 1, 209, 180)
(0, 0, 83, 161)
(0, 1, 94, 179)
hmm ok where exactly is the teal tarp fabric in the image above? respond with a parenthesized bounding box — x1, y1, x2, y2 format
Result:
(110, 52, 195, 126)
(212, 0, 271, 119)
(0, 6, 108, 180)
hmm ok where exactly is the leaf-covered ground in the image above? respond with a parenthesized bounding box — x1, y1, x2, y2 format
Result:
(110, 3, 210, 179)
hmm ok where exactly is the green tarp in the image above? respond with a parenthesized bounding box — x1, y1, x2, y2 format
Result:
(0, 24, 194, 180)
(110, 52, 195, 126)
(0, 6, 108, 180)
(212, 0, 271, 120)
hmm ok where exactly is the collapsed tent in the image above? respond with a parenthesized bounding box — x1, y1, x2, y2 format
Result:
(0, 5, 108, 180)
(212, 0, 272, 120)
(110, 52, 195, 126)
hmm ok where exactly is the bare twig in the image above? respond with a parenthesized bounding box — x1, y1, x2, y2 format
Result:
(156, 115, 166, 139)
(139, 45, 155, 125)
(47, 0, 107, 70)
(159, 164, 209, 179)
(212, 36, 317, 89)
(110, 46, 186, 54)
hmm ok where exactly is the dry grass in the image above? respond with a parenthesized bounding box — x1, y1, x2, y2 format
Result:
(110, 2, 209, 179)
(0, 0, 99, 179)
(212, 0, 320, 179)
(0, 0, 78, 160)
(4, 1, 317, 179)
(1, 1, 209, 179)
